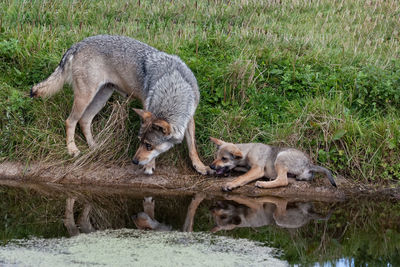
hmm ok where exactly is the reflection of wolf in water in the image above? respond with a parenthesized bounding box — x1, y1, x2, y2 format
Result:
(210, 195, 331, 232)
(132, 197, 172, 231)
(63, 197, 95, 237)
(132, 194, 205, 232)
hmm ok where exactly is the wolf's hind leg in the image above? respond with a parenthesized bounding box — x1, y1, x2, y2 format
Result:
(79, 86, 114, 148)
(185, 117, 212, 175)
(66, 83, 99, 157)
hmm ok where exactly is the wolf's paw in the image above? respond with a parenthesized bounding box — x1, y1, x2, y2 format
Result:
(67, 146, 80, 157)
(221, 182, 238, 192)
(143, 167, 155, 175)
(193, 163, 213, 175)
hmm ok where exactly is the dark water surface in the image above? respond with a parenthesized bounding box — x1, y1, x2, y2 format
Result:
(0, 180, 399, 266)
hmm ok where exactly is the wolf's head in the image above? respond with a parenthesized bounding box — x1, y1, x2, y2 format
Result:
(209, 137, 243, 175)
(132, 108, 175, 166)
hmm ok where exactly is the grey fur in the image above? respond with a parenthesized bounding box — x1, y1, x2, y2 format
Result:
(211, 196, 331, 232)
(31, 35, 209, 175)
(209, 138, 336, 191)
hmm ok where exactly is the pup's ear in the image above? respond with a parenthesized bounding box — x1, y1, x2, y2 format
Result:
(153, 119, 171, 135)
(210, 137, 225, 147)
(231, 147, 243, 160)
(133, 108, 153, 121)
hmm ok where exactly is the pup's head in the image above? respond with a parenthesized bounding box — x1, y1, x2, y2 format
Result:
(210, 201, 244, 233)
(132, 108, 174, 165)
(209, 137, 243, 175)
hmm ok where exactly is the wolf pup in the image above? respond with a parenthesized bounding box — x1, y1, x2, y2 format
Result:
(210, 195, 332, 232)
(31, 35, 210, 175)
(209, 137, 336, 191)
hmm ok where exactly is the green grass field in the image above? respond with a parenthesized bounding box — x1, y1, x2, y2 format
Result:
(1, 0, 399, 183)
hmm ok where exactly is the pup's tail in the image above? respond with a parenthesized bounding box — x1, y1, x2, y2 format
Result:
(30, 48, 74, 98)
(310, 165, 337, 187)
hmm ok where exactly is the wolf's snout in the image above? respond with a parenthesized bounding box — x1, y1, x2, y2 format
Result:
(132, 159, 139, 165)
(210, 164, 216, 170)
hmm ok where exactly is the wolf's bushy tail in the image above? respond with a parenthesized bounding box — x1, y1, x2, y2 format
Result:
(310, 165, 337, 187)
(30, 48, 74, 98)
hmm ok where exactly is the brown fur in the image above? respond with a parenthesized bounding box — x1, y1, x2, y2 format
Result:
(209, 137, 336, 191)
(211, 195, 331, 232)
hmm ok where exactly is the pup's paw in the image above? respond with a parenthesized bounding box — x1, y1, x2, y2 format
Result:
(221, 182, 238, 192)
(255, 181, 265, 188)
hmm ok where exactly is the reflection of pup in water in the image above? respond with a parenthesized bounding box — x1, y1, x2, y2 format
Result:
(132, 197, 172, 231)
(63, 197, 95, 237)
(210, 195, 331, 233)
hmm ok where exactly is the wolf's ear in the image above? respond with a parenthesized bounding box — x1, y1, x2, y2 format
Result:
(153, 119, 171, 135)
(231, 147, 243, 160)
(210, 226, 221, 233)
(210, 137, 225, 147)
(133, 108, 153, 121)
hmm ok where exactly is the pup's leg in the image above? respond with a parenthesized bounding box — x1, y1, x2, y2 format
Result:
(222, 165, 264, 191)
(66, 79, 99, 157)
(143, 159, 155, 175)
(255, 163, 289, 189)
(185, 117, 212, 175)
(79, 86, 114, 148)
(233, 166, 249, 173)
(253, 196, 288, 217)
(223, 195, 262, 210)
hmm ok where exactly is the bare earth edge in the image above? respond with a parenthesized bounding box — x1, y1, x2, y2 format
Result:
(0, 161, 399, 201)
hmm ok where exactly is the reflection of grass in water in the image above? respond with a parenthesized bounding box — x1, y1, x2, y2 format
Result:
(0, 186, 66, 244)
(214, 199, 400, 265)
(0, 185, 194, 243)
(1, 185, 399, 265)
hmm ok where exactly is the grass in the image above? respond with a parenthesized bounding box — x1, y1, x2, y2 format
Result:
(0, 0, 399, 183)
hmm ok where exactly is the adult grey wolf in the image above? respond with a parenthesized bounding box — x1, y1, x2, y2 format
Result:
(210, 195, 332, 232)
(30, 35, 210, 175)
(209, 137, 336, 191)
(132, 197, 172, 231)
(132, 194, 205, 232)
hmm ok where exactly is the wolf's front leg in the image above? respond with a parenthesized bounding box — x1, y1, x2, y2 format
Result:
(143, 159, 156, 175)
(185, 118, 213, 175)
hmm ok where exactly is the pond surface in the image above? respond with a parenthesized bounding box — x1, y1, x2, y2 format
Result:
(0, 180, 399, 266)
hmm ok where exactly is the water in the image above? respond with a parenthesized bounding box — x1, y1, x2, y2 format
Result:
(0, 180, 399, 266)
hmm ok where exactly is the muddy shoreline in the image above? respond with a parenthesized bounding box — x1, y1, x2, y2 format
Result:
(0, 161, 399, 201)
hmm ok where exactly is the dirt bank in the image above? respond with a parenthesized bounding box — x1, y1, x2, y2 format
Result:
(0, 161, 399, 201)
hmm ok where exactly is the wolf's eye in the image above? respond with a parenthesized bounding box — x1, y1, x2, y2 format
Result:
(221, 157, 228, 162)
(145, 142, 152, 151)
